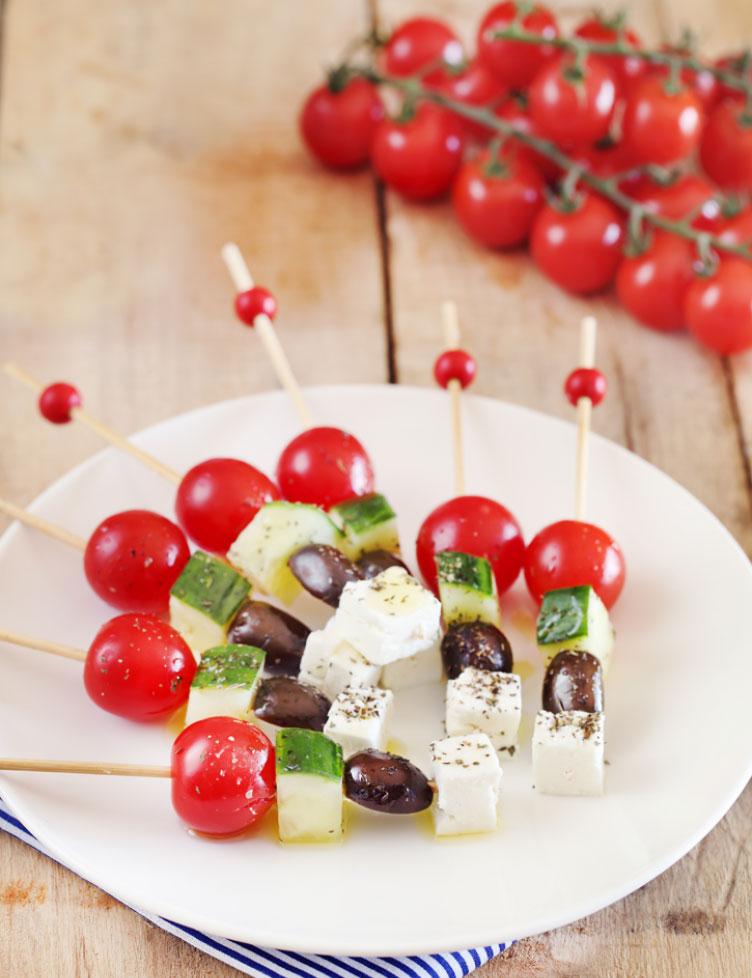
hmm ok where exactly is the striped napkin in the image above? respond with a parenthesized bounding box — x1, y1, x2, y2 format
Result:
(0, 796, 508, 977)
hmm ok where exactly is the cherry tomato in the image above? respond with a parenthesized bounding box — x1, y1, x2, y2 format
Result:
(38, 382, 81, 424)
(494, 97, 560, 180)
(477, 2, 559, 88)
(685, 260, 752, 355)
(529, 54, 617, 148)
(452, 149, 544, 249)
(171, 717, 276, 836)
(624, 173, 722, 230)
(616, 233, 697, 333)
(83, 614, 196, 722)
(176, 458, 279, 555)
(277, 426, 374, 509)
(700, 100, 752, 192)
(718, 207, 752, 247)
(371, 104, 464, 201)
(579, 139, 639, 180)
(300, 78, 384, 170)
(437, 59, 508, 138)
(531, 193, 624, 295)
(383, 17, 463, 87)
(652, 48, 719, 110)
(524, 520, 626, 609)
(622, 76, 703, 165)
(84, 510, 190, 614)
(416, 495, 525, 597)
(574, 17, 646, 89)
(434, 349, 477, 389)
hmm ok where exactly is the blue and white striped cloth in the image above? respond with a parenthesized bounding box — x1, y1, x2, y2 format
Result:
(0, 796, 508, 977)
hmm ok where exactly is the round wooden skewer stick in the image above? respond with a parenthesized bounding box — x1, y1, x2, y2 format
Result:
(0, 759, 171, 778)
(3, 362, 181, 485)
(0, 497, 86, 552)
(0, 628, 87, 663)
(221, 242, 314, 429)
(441, 300, 466, 497)
(574, 316, 597, 522)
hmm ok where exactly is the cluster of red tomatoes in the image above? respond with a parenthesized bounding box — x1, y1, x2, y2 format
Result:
(300, 5, 752, 355)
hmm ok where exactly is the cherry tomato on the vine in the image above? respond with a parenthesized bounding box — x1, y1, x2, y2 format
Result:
(621, 76, 703, 165)
(171, 717, 276, 836)
(300, 77, 384, 170)
(574, 17, 646, 89)
(383, 17, 463, 86)
(616, 233, 697, 333)
(531, 193, 624, 295)
(529, 54, 617, 149)
(437, 59, 508, 139)
(718, 207, 752, 248)
(84, 510, 190, 614)
(494, 97, 561, 180)
(452, 149, 544, 249)
(684, 260, 752, 355)
(416, 495, 525, 597)
(477, 1, 559, 88)
(700, 100, 752, 192)
(652, 47, 719, 110)
(624, 173, 722, 230)
(83, 614, 196, 722)
(714, 52, 752, 103)
(276, 426, 374, 509)
(176, 458, 279, 555)
(524, 519, 626, 609)
(371, 103, 464, 201)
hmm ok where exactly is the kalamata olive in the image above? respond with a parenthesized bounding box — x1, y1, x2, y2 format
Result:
(227, 600, 309, 676)
(440, 621, 513, 679)
(288, 544, 363, 607)
(356, 550, 410, 578)
(344, 750, 433, 814)
(543, 650, 603, 714)
(254, 677, 331, 731)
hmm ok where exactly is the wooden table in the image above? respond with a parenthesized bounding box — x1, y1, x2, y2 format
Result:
(1, 0, 750, 974)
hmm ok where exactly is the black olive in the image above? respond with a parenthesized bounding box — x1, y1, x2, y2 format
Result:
(356, 550, 410, 579)
(254, 677, 331, 731)
(288, 545, 363, 607)
(440, 621, 513, 679)
(542, 650, 603, 713)
(228, 600, 309, 676)
(344, 750, 433, 814)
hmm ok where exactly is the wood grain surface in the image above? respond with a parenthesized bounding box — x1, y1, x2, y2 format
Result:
(1, 0, 750, 975)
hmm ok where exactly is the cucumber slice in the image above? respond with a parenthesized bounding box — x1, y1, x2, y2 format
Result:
(329, 493, 399, 558)
(185, 644, 265, 725)
(436, 551, 501, 628)
(169, 551, 250, 658)
(228, 501, 344, 605)
(536, 586, 614, 674)
(275, 728, 344, 842)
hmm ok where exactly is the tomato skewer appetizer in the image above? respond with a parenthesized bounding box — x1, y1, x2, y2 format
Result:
(416, 302, 525, 597)
(524, 316, 626, 610)
(0, 614, 196, 721)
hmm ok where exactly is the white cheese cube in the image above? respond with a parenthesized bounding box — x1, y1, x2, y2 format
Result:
(298, 617, 340, 687)
(446, 668, 521, 754)
(169, 595, 226, 662)
(381, 639, 442, 690)
(324, 686, 393, 758)
(431, 733, 502, 836)
(322, 642, 381, 701)
(532, 710, 605, 796)
(336, 567, 442, 666)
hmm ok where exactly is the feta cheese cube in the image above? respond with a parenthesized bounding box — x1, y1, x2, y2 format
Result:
(276, 728, 344, 842)
(336, 567, 442, 666)
(324, 685, 393, 758)
(532, 710, 605, 796)
(431, 733, 502, 836)
(322, 641, 381, 701)
(185, 644, 264, 726)
(446, 667, 521, 754)
(298, 617, 340, 687)
(381, 639, 442, 690)
(536, 586, 614, 674)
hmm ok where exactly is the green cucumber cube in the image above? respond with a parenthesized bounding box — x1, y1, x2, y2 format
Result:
(228, 501, 344, 605)
(436, 551, 501, 628)
(329, 493, 399, 558)
(185, 644, 265, 726)
(169, 551, 250, 659)
(275, 728, 344, 842)
(536, 585, 614, 673)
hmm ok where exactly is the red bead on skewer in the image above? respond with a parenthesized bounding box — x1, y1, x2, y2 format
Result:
(433, 349, 477, 390)
(38, 382, 82, 424)
(564, 367, 607, 407)
(235, 287, 278, 326)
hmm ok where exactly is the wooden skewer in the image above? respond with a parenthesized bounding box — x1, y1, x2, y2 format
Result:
(0, 759, 171, 778)
(221, 242, 315, 429)
(441, 300, 466, 497)
(574, 316, 597, 522)
(0, 497, 86, 552)
(3, 363, 182, 485)
(0, 628, 87, 663)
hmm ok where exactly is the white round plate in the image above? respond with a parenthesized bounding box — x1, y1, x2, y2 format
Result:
(1, 385, 751, 956)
